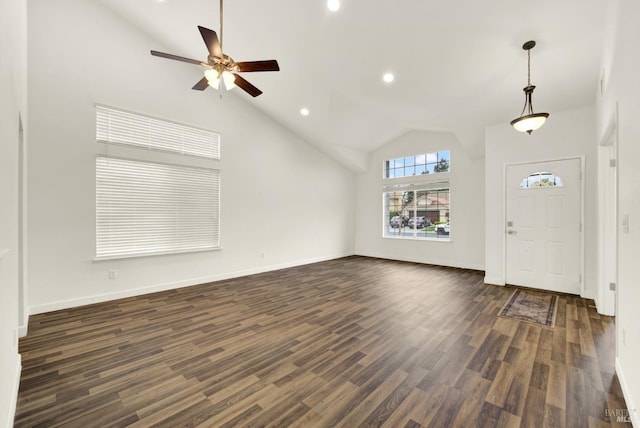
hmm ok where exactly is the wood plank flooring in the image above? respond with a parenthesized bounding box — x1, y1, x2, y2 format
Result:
(15, 256, 629, 427)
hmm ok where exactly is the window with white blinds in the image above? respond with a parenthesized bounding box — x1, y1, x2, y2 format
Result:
(96, 105, 220, 159)
(96, 156, 220, 259)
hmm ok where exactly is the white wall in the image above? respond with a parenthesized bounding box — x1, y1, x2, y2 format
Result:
(354, 130, 485, 270)
(484, 106, 598, 299)
(27, 0, 355, 313)
(0, 0, 26, 423)
(599, 1, 640, 424)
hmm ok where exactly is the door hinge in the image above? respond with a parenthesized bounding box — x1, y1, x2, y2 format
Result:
(610, 159, 617, 167)
(610, 282, 616, 291)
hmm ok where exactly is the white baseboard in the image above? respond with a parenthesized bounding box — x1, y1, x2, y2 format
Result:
(592, 292, 616, 316)
(615, 357, 639, 426)
(6, 353, 21, 428)
(17, 325, 28, 338)
(354, 251, 485, 272)
(581, 289, 596, 301)
(18, 307, 29, 338)
(29, 252, 354, 315)
(484, 276, 506, 286)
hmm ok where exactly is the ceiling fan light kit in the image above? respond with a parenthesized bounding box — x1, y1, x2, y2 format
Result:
(510, 40, 549, 134)
(150, 0, 279, 97)
(205, 68, 236, 90)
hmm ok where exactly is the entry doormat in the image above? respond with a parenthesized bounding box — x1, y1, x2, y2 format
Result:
(498, 288, 559, 327)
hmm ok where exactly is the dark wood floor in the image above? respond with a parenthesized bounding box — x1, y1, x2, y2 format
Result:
(15, 256, 629, 427)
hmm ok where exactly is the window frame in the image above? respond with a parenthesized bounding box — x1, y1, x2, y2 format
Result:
(383, 150, 450, 179)
(383, 183, 451, 242)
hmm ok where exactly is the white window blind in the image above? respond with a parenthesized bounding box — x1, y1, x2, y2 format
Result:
(96, 105, 220, 159)
(96, 156, 220, 259)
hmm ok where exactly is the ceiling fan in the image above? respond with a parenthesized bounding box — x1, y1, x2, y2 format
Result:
(150, 0, 279, 97)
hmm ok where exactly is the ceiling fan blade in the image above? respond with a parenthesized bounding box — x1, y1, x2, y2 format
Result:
(150, 50, 203, 65)
(198, 26, 223, 59)
(235, 60, 280, 73)
(233, 74, 262, 97)
(192, 76, 209, 91)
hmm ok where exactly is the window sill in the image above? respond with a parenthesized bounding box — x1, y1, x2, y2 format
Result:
(93, 246, 223, 262)
(382, 235, 451, 243)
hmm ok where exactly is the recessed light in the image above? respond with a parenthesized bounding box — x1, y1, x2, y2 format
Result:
(327, 0, 340, 12)
(300, 108, 310, 116)
(383, 73, 394, 83)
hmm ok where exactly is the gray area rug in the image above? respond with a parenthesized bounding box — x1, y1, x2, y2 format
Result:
(498, 288, 558, 327)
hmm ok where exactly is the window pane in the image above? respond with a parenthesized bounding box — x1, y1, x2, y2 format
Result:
(405, 166, 415, 176)
(433, 189, 450, 239)
(415, 165, 426, 175)
(436, 151, 450, 172)
(415, 190, 429, 238)
(385, 191, 414, 238)
(520, 171, 564, 188)
(404, 156, 415, 167)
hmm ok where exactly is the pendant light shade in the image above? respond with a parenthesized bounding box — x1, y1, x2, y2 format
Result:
(511, 41, 549, 134)
(511, 112, 548, 133)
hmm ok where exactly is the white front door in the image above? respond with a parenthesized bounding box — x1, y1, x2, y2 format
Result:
(505, 159, 582, 294)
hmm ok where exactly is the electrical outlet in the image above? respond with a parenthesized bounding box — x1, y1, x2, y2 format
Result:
(108, 269, 118, 279)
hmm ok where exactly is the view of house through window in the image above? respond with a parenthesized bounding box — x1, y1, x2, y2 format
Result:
(383, 149, 451, 240)
(384, 187, 450, 239)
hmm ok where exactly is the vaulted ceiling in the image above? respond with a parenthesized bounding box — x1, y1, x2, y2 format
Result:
(100, 0, 607, 170)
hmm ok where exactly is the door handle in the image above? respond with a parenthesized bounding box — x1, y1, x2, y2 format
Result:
(507, 230, 517, 235)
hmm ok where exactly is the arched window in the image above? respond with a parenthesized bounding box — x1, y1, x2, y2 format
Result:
(519, 171, 564, 188)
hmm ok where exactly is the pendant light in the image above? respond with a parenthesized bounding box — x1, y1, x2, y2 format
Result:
(510, 41, 549, 134)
